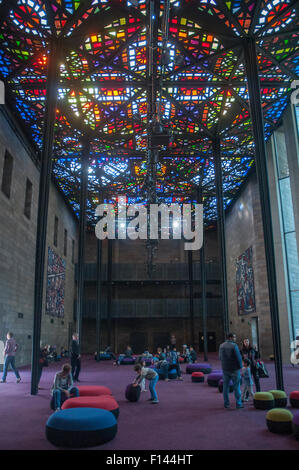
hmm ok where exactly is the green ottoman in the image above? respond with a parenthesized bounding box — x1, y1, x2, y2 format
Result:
(268, 390, 288, 408)
(266, 408, 293, 434)
(254, 392, 275, 410)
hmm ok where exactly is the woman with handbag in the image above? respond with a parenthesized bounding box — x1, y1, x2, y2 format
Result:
(240, 338, 261, 393)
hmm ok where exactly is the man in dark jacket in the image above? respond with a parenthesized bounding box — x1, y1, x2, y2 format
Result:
(219, 333, 243, 409)
(71, 333, 81, 382)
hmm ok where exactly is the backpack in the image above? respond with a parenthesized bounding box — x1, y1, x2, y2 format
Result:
(256, 360, 269, 378)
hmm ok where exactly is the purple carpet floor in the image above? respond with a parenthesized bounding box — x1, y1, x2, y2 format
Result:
(0, 354, 299, 450)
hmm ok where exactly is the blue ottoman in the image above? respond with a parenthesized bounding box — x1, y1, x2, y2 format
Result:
(218, 379, 234, 393)
(168, 368, 178, 379)
(197, 363, 212, 374)
(45, 408, 117, 448)
(207, 372, 223, 387)
(186, 363, 212, 374)
(125, 384, 141, 402)
(98, 353, 111, 360)
(155, 369, 167, 380)
(120, 357, 135, 365)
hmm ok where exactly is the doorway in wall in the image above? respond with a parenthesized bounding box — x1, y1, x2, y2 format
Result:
(152, 332, 170, 352)
(129, 332, 148, 355)
(199, 332, 216, 352)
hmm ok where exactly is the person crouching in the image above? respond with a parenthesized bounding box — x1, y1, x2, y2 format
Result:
(133, 363, 159, 404)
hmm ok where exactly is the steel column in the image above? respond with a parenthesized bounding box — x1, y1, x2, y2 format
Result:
(213, 138, 229, 338)
(76, 141, 90, 351)
(31, 40, 59, 395)
(95, 237, 102, 359)
(243, 37, 284, 390)
(188, 250, 195, 346)
(198, 186, 208, 362)
(107, 239, 113, 346)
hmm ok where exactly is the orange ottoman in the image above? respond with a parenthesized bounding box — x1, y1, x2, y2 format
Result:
(62, 395, 119, 419)
(77, 385, 112, 397)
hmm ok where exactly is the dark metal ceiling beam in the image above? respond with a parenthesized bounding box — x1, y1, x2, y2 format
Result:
(256, 44, 298, 82)
(256, 0, 299, 37)
(173, 0, 242, 44)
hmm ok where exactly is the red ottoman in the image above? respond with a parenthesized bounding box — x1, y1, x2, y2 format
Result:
(191, 372, 204, 383)
(290, 391, 299, 408)
(77, 385, 112, 397)
(62, 395, 119, 419)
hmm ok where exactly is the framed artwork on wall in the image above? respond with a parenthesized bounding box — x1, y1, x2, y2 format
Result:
(46, 247, 66, 318)
(236, 246, 256, 315)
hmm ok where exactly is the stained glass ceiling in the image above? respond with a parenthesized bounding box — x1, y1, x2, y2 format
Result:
(0, 0, 298, 223)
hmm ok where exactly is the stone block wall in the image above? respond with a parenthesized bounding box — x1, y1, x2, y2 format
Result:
(225, 173, 273, 359)
(0, 109, 78, 367)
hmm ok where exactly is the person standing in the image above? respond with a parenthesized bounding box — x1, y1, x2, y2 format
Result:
(1, 332, 21, 383)
(240, 338, 261, 392)
(71, 333, 81, 382)
(241, 358, 254, 402)
(167, 347, 183, 381)
(219, 332, 243, 409)
(170, 334, 176, 350)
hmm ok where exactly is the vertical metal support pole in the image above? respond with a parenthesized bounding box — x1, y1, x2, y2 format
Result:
(31, 40, 59, 395)
(243, 37, 284, 390)
(213, 138, 229, 338)
(76, 141, 90, 352)
(197, 187, 208, 361)
(200, 229, 208, 361)
(96, 237, 102, 359)
(107, 239, 113, 346)
(188, 250, 195, 346)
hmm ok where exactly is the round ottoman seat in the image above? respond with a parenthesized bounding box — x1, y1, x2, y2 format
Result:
(125, 384, 141, 402)
(290, 391, 299, 408)
(266, 409, 293, 434)
(120, 357, 135, 365)
(61, 395, 120, 419)
(98, 353, 111, 360)
(207, 372, 223, 387)
(46, 408, 117, 448)
(186, 363, 212, 374)
(191, 372, 204, 383)
(268, 390, 287, 408)
(292, 411, 299, 439)
(168, 369, 178, 380)
(155, 369, 167, 380)
(77, 385, 112, 397)
(197, 363, 212, 374)
(218, 379, 234, 393)
(254, 392, 275, 410)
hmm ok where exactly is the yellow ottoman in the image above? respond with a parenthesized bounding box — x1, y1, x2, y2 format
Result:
(266, 408, 293, 434)
(268, 390, 287, 408)
(254, 392, 274, 410)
